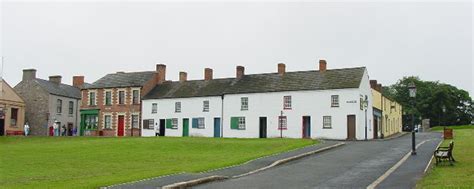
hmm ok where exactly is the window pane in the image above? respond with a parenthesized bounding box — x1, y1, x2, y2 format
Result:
(133, 90, 139, 104)
(105, 91, 112, 105)
(152, 103, 157, 113)
(119, 91, 125, 104)
(69, 101, 74, 115)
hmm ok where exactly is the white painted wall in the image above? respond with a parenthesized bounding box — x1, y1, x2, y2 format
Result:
(142, 96, 222, 137)
(141, 68, 373, 140)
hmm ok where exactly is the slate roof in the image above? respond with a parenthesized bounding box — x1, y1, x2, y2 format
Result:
(86, 71, 156, 89)
(143, 67, 366, 100)
(34, 79, 81, 99)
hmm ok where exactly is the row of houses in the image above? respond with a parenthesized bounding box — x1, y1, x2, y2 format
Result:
(1, 60, 402, 140)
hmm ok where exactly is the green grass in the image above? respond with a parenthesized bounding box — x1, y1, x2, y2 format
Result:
(417, 125, 474, 188)
(430, 125, 474, 131)
(0, 137, 315, 189)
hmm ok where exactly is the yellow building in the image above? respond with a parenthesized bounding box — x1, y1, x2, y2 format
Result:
(0, 79, 26, 136)
(371, 80, 403, 139)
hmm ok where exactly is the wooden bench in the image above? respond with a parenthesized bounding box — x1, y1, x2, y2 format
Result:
(434, 141, 456, 165)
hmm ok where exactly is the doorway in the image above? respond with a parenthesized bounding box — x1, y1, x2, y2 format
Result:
(182, 118, 189, 137)
(159, 119, 166, 136)
(0, 119, 4, 136)
(347, 115, 356, 140)
(373, 116, 378, 139)
(259, 117, 267, 138)
(67, 123, 73, 136)
(117, 115, 125, 136)
(214, 118, 221, 138)
(302, 116, 311, 138)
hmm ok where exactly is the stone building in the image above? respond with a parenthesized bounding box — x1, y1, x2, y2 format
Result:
(14, 69, 84, 136)
(0, 79, 26, 136)
(79, 64, 164, 136)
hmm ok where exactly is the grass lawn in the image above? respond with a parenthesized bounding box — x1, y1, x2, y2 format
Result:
(0, 137, 315, 189)
(417, 125, 474, 188)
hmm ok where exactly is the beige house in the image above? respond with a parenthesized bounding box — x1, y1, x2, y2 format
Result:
(371, 80, 403, 139)
(0, 79, 26, 136)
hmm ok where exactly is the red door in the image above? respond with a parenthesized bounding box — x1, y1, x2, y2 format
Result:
(118, 115, 125, 136)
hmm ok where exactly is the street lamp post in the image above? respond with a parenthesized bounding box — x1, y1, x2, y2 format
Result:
(363, 95, 369, 140)
(408, 82, 417, 155)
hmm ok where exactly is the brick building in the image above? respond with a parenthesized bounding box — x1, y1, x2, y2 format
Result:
(14, 69, 85, 136)
(80, 64, 165, 136)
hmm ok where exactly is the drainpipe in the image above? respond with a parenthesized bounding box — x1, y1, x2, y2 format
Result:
(220, 94, 224, 138)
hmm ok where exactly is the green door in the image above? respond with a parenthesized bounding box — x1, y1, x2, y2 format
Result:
(183, 118, 189, 137)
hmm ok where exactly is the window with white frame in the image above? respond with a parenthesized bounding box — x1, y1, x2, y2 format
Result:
(68, 101, 74, 115)
(331, 95, 339, 107)
(203, 100, 210, 112)
(132, 90, 140, 104)
(57, 99, 62, 113)
(104, 115, 112, 129)
(172, 118, 178, 129)
(278, 116, 287, 130)
(323, 116, 332, 129)
(143, 119, 154, 129)
(89, 92, 96, 106)
(283, 96, 292, 109)
(175, 102, 181, 113)
(131, 114, 139, 128)
(105, 91, 112, 105)
(197, 118, 205, 129)
(152, 103, 157, 114)
(241, 97, 248, 110)
(238, 117, 246, 130)
(118, 91, 125, 105)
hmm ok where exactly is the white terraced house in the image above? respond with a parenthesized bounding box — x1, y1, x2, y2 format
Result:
(141, 60, 374, 140)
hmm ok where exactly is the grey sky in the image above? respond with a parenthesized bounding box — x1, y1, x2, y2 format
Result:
(1, 1, 472, 96)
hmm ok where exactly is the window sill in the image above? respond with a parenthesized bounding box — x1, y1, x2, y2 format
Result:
(283, 108, 292, 110)
(241, 109, 248, 111)
(331, 105, 339, 108)
(278, 128, 288, 130)
(323, 127, 332, 129)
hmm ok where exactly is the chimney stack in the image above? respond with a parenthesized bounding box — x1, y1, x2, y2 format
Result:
(73, 76, 85, 88)
(179, 72, 187, 82)
(236, 66, 245, 79)
(319, 59, 327, 72)
(204, 68, 213, 81)
(156, 64, 166, 84)
(278, 63, 286, 76)
(377, 84, 383, 93)
(22, 69, 37, 81)
(49, 75, 62, 85)
(370, 80, 378, 90)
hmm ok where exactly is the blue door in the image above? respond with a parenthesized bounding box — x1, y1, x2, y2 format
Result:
(214, 118, 221, 138)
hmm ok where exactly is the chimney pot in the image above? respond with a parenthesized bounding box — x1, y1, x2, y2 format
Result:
(73, 76, 85, 88)
(22, 69, 37, 81)
(156, 64, 166, 84)
(49, 75, 62, 85)
(204, 68, 213, 81)
(179, 72, 187, 82)
(319, 59, 327, 72)
(236, 66, 245, 79)
(278, 63, 286, 76)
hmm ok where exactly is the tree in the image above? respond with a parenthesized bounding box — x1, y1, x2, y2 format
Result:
(386, 77, 473, 127)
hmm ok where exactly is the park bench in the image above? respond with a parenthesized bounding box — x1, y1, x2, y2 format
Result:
(434, 141, 455, 165)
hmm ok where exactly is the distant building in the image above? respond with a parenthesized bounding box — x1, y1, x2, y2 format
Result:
(0, 79, 26, 136)
(14, 69, 84, 136)
(79, 65, 163, 136)
(142, 60, 375, 140)
(370, 80, 402, 138)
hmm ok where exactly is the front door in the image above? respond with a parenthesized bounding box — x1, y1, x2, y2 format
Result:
(302, 116, 311, 138)
(0, 119, 4, 136)
(214, 118, 221, 138)
(159, 119, 166, 136)
(373, 116, 378, 139)
(183, 118, 189, 137)
(259, 117, 267, 138)
(67, 123, 73, 136)
(347, 115, 356, 140)
(118, 115, 125, 136)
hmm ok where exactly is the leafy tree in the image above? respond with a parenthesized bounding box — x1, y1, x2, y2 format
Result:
(385, 77, 473, 127)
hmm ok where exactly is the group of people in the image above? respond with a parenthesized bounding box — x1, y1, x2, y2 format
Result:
(23, 121, 78, 136)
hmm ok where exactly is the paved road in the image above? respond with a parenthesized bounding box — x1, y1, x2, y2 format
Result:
(196, 132, 442, 189)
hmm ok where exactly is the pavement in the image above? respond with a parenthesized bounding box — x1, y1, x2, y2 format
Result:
(196, 132, 442, 189)
(105, 140, 342, 189)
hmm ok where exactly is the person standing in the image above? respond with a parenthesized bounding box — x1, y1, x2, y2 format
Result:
(61, 125, 67, 136)
(24, 122, 30, 136)
(73, 126, 77, 136)
(53, 121, 59, 136)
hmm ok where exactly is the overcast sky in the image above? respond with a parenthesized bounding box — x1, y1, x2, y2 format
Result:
(1, 1, 472, 96)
